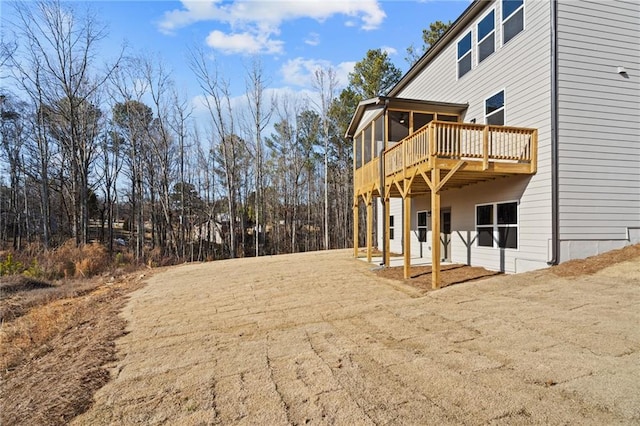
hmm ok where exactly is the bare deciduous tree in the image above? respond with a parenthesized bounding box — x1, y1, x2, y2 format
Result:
(8, 0, 121, 246)
(190, 49, 241, 258)
(312, 66, 338, 250)
(244, 58, 273, 257)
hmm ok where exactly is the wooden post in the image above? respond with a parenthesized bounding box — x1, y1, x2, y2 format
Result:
(429, 122, 436, 159)
(384, 195, 391, 267)
(367, 196, 373, 262)
(366, 197, 373, 262)
(530, 129, 538, 174)
(482, 126, 489, 170)
(431, 168, 441, 289)
(403, 194, 411, 279)
(353, 197, 359, 257)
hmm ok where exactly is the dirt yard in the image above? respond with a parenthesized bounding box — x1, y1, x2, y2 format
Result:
(64, 248, 640, 425)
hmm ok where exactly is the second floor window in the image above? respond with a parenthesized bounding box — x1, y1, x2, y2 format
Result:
(485, 90, 505, 125)
(478, 10, 495, 63)
(457, 31, 472, 79)
(503, 0, 524, 45)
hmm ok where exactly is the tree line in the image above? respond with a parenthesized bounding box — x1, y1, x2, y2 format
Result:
(0, 0, 449, 264)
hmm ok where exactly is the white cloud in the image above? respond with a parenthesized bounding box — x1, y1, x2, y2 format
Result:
(160, 0, 385, 32)
(281, 57, 329, 87)
(304, 32, 320, 46)
(280, 57, 355, 89)
(381, 46, 397, 56)
(206, 30, 284, 55)
(336, 61, 356, 86)
(158, 0, 386, 54)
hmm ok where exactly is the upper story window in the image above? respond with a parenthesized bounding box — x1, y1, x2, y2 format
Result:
(477, 10, 495, 63)
(485, 90, 505, 125)
(457, 31, 472, 79)
(503, 0, 524, 45)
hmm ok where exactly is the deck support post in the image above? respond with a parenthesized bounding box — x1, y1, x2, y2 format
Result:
(431, 168, 441, 289)
(384, 194, 391, 267)
(366, 197, 373, 262)
(353, 196, 359, 257)
(403, 194, 411, 279)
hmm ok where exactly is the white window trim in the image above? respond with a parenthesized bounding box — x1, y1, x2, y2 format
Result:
(501, 0, 526, 46)
(475, 200, 520, 250)
(484, 89, 506, 125)
(456, 30, 473, 80)
(476, 8, 496, 65)
(417, 210, 428, 242)
(389, 215, 395, 240)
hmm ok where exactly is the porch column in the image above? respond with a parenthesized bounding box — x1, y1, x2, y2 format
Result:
(384, 195, 390, 267)
(353, 197, 359, 257)
(403, 194, 411, 279)
(366, 196, 373, 262)
(431, 168, 441, 289)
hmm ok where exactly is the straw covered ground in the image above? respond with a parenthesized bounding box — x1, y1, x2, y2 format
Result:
(62, 246, 640, 425)
(2, 245, 639, 424)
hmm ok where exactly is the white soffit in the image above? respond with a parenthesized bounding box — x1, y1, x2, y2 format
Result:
(354, 106, 384, 136)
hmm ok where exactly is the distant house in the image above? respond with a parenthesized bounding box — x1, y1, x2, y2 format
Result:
(193, 214, 227, 245)
(347, 0, 640, 288)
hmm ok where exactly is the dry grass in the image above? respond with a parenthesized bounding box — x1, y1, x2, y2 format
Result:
(0, 273, 147, 426)
(49, 241, 110, 279)
(1, 293, 80, 372)
(551, 244, 640, 277)
(1, 276, 102, 323)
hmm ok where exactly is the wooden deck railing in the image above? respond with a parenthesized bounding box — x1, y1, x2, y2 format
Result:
(354, 156, 380, 193)
(384, 121, 537, 176)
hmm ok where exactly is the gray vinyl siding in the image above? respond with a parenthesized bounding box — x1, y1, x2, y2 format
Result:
(377, 198, 404, 255)
(557, 0, 640, 245)
(389, 0, 553, 271)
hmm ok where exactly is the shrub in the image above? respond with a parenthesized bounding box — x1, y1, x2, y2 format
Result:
(22, 260, 45, 279)
(75, 243, 109, 277)
(0, 253, 24, 276)
(47, 240, 110, 279)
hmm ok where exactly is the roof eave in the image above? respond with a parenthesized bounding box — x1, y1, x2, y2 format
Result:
(345, 97, 469, 139)
(345, 97, 386, 138)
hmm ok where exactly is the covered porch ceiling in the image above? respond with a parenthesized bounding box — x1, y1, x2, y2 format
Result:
(345, 96, 469, 140)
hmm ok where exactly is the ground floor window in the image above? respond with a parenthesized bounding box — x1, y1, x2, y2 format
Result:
(389, 215, 395, 240)
(417, 211, 428, 242)
(476, 201, 518, 248)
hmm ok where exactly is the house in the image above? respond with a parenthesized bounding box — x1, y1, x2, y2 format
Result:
(347, 0, 640, 288)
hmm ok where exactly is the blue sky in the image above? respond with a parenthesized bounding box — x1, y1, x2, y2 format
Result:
(3, 1, 471, 121)
(94, 1, 470, 98)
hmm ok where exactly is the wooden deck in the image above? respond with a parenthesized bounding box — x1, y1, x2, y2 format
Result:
(354, 121, 537, 198)
(353, 120, 538, 288)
